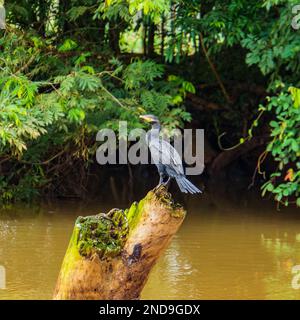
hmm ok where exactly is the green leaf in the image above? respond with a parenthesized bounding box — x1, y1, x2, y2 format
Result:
(67, 108, 86, 123)
(58, 39, 78, 52)
(67, 6, 89, 21)
(289, 87, 300, 108)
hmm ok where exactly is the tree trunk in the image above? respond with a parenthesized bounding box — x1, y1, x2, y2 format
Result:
(108, 23, 121, 55)
(53, 186, 186, 300)
(143, 22, 148, 55)
(148, 22, 155, 58)
(160, 14, 165, 60)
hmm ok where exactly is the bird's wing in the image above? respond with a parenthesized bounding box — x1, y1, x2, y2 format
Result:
(149, 139, 184, 175)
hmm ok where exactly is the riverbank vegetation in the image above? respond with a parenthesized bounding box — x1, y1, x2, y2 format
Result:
(0, 0, 299, 207)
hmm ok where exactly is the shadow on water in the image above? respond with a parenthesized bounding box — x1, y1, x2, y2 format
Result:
(0, 181, 300, 300)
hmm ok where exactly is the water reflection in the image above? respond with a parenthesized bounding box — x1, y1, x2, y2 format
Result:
(0, 198, 300, 300)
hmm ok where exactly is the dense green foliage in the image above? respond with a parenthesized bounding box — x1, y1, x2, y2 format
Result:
(0, 0, 299, 206)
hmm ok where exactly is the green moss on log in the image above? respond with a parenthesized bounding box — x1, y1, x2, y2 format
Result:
(76, 209, 129, 259)
(71, 186, 184, 260)
(149, 186, 186, 217)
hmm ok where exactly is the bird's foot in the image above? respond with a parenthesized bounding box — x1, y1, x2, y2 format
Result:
(154, 183, 163, 191)
(154, 177, 171, 192)
(162, 177, 171, 187)
(154, 183, 170, 194)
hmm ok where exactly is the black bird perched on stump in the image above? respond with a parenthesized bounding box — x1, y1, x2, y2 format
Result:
(140, 114, 202, 194)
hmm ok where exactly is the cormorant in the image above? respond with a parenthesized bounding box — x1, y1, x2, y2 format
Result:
(139, 114, 202, 194)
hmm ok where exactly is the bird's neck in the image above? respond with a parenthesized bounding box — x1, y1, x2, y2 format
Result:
(151, 122, 161, 131)
(147, 123, 161, 143)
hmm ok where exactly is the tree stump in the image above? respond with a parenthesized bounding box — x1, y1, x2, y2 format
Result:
(53, 186, 186, 300)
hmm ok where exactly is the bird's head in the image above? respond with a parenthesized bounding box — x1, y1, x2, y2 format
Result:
(139, 114, 160, 125)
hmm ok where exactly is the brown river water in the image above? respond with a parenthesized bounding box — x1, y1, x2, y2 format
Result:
(0, 193, 300, 300)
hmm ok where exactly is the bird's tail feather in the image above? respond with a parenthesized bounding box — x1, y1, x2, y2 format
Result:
(175, 176, 202, 194)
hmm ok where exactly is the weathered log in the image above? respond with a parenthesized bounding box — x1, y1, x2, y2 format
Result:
(53, 186, 186, 300)
(209, 135, 270, 175)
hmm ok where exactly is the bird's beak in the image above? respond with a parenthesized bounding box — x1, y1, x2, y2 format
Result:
(139, 115, 152, 123)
